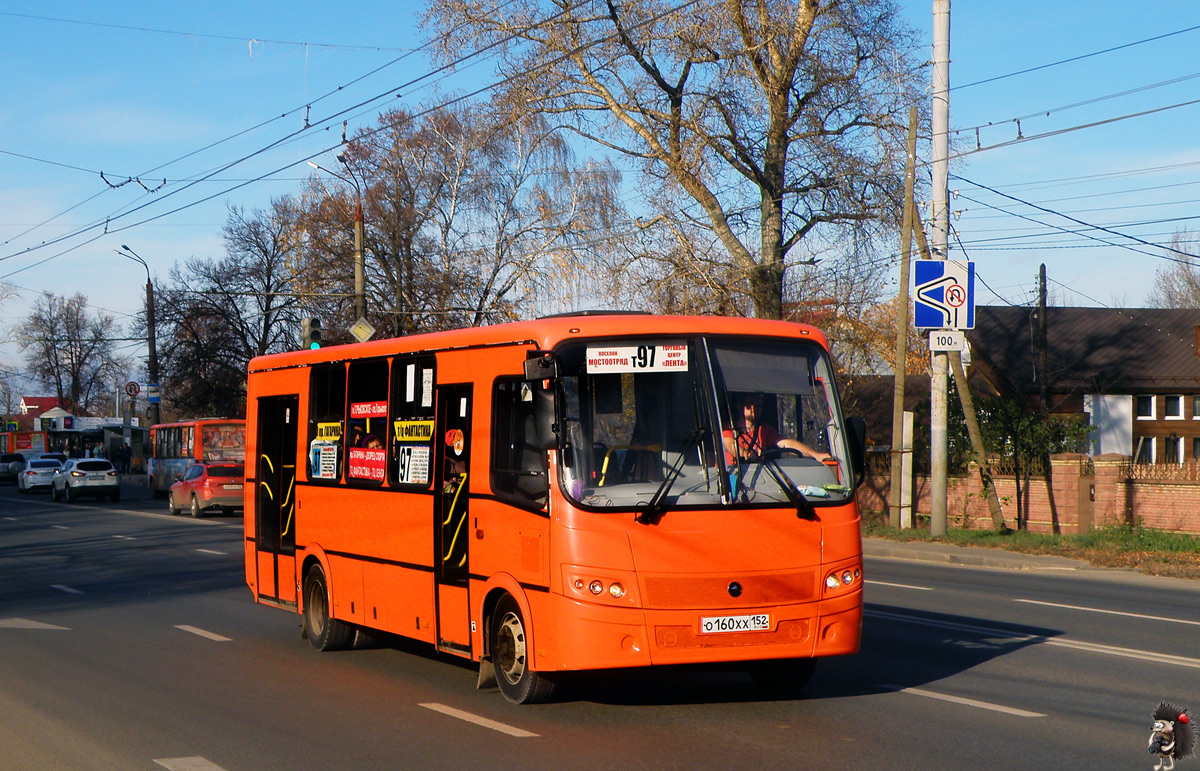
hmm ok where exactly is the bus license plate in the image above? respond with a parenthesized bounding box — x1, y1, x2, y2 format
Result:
(223, 484, 243, 490)
(699, 613, 771, 634)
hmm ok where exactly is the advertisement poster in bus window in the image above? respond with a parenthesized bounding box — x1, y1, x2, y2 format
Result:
(310, 422, 342, 480)
(348, 401, 387, 481)
(203, 424, 246, 461)
(393, 419, 433, 485)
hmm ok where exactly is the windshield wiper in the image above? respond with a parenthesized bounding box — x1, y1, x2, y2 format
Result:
(757, 455, 819, 521)
(635, 427, 708, 525)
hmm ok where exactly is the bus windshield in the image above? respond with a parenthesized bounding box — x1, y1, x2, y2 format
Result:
(557, 336, 854, 511)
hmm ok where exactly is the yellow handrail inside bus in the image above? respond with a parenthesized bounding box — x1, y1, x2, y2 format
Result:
(598, 444, 661, 487)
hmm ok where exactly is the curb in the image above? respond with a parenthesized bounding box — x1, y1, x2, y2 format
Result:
(862, 537, 1099, 572)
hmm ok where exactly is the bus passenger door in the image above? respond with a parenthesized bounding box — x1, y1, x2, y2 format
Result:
(435, 384, 472, 655)
(255, 395, 298, 606)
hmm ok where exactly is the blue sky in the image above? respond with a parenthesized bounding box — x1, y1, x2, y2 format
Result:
(2, 1, 1200, 394)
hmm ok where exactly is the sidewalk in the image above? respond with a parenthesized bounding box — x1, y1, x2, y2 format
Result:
(863, 536, 1101, 572)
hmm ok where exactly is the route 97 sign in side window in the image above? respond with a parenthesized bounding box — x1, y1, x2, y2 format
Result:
(585, 343, 688, 373)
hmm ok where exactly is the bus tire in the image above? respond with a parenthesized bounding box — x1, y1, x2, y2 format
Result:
(190, 495, 203, 518)
(746, 658, 816, 696)
(491, 594, 556, 704)
(304, 565, 353, 652)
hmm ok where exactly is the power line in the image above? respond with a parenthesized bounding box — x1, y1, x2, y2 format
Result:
(955, 22, 1200, 90)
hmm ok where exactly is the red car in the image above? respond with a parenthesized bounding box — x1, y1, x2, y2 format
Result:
(168, 462, 245, 517)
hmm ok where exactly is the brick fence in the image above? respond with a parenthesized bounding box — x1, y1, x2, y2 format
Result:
(857, 453, 1200, 535)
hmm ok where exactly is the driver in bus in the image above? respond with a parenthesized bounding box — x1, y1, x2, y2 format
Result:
(722, 392, 830, 464)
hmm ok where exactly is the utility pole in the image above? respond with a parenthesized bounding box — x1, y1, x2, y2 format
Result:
(1038, 264, 1049, 415)
(929, 0, 951, 536)
(890, 106, 919, 529)
(307, 158, 366, 325)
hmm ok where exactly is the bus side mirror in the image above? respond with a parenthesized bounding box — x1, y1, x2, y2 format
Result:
(524, 353, 559, 381)
(846, 416, 867, 488)
(533, 385, 558, 451)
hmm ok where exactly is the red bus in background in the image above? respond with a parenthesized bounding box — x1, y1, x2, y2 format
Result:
(148, 419, 246, 498)
(244, 313, 867, 703)
(0, 430, 49, 456)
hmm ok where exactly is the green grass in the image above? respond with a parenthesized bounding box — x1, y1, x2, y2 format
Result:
(862, 521, 1200, 578)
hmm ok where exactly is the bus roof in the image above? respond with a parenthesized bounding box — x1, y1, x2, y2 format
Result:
(249, 313, 829, 373)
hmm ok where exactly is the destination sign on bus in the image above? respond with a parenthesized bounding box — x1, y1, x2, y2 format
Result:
(586, 344, 688, 374)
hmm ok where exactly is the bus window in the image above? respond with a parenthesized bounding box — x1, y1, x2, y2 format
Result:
(491, 379, 548, 507)
(308, 364, 346, 482)
(389, 356, 436, 487)
(347, 358, 388, 484)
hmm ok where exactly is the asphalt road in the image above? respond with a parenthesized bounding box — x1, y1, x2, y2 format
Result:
(1, 480, 1196, 770)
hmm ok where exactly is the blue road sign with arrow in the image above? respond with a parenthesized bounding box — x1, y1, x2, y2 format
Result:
(914, 260, 975, 330)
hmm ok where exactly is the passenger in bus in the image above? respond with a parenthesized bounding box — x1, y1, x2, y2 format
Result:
(722, 392, 829, 464)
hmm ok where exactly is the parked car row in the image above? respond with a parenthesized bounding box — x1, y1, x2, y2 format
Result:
(7, 455, 247, 516)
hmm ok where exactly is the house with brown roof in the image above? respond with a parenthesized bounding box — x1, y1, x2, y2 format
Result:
(966, 306, 1200, 463)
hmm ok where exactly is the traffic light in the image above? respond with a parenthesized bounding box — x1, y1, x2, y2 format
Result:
(301, 317, 322, 350)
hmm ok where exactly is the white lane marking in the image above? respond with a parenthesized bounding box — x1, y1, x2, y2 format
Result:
(195, 549, 225, 556)
(50, 584, 83, 595)
(866, 580, 933, 591)
(175, 625, 231, 642)
(1014, 598, 1200, 627)
(3, 516, 16, 521)
(52, 525, 69, 530)
(154, 758, 229, 770)
(880, 684, 1045, 718)
(420, 703, 539, 738)
(113, 534, 136, 540)
(0, 618, 70, 630)
(866, 609, 1200, 669)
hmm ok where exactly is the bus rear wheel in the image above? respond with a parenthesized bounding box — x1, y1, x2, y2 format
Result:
(491, 594, 556, 704)
(304, 565, 354, 652)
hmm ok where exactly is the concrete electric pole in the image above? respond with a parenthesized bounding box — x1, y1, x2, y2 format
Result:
(929, 0, 951, 536)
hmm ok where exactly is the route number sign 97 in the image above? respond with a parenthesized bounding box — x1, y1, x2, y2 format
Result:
(586, 344, 689, 373)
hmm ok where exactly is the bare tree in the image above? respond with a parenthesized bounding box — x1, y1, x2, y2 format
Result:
(301, 101, 623, 333)
(16, 292, 125, 413)
(154, 202, 305, 417)
(423, 0, 924, 319)
(1148, 231, 1200, 308)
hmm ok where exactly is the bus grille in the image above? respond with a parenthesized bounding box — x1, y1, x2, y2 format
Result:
(642, 571, 815, 609)
(654, 619, 810, 649)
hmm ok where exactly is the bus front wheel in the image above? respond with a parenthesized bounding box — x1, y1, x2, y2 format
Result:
(303, 565, 354, 652)
(491, 594, 556, 704)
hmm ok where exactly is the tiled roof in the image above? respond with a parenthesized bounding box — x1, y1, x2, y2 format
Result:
(967, 306, 1200, 395)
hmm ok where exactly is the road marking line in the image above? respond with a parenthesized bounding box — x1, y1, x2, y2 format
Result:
(420, 703, 539, 737)
(154, 758, 228, 770)
(880, 684, 1045, 717)
(1014, 598, 1200, 627)
(113, 534, 136, 540)
(3, 516, 16, 521)
(866, 609, 1200, 669)
(0, 618, 70, 630)
(195, 549, 225, 555)
(866, 580, 933, 591)
(175, 625, 231, 642)
(50, 584, 83, 595)
(52, 525, 69, 530)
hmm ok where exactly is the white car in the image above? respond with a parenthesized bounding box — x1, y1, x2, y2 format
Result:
(17, 457, 62, 493)
(52, 458, 121, 503)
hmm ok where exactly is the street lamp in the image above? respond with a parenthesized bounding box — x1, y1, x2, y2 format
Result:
(114, 245, 160, 428)
(307, 159, 365, 323)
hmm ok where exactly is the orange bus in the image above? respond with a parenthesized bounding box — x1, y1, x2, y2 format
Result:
(148, 418, 246, 497)
(0, 430, 48, 455)
(244, 313, 866, 703)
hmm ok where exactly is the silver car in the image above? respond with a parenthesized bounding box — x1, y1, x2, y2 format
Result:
(17, 457, 62, 493)
(52, 458, 121, 503)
